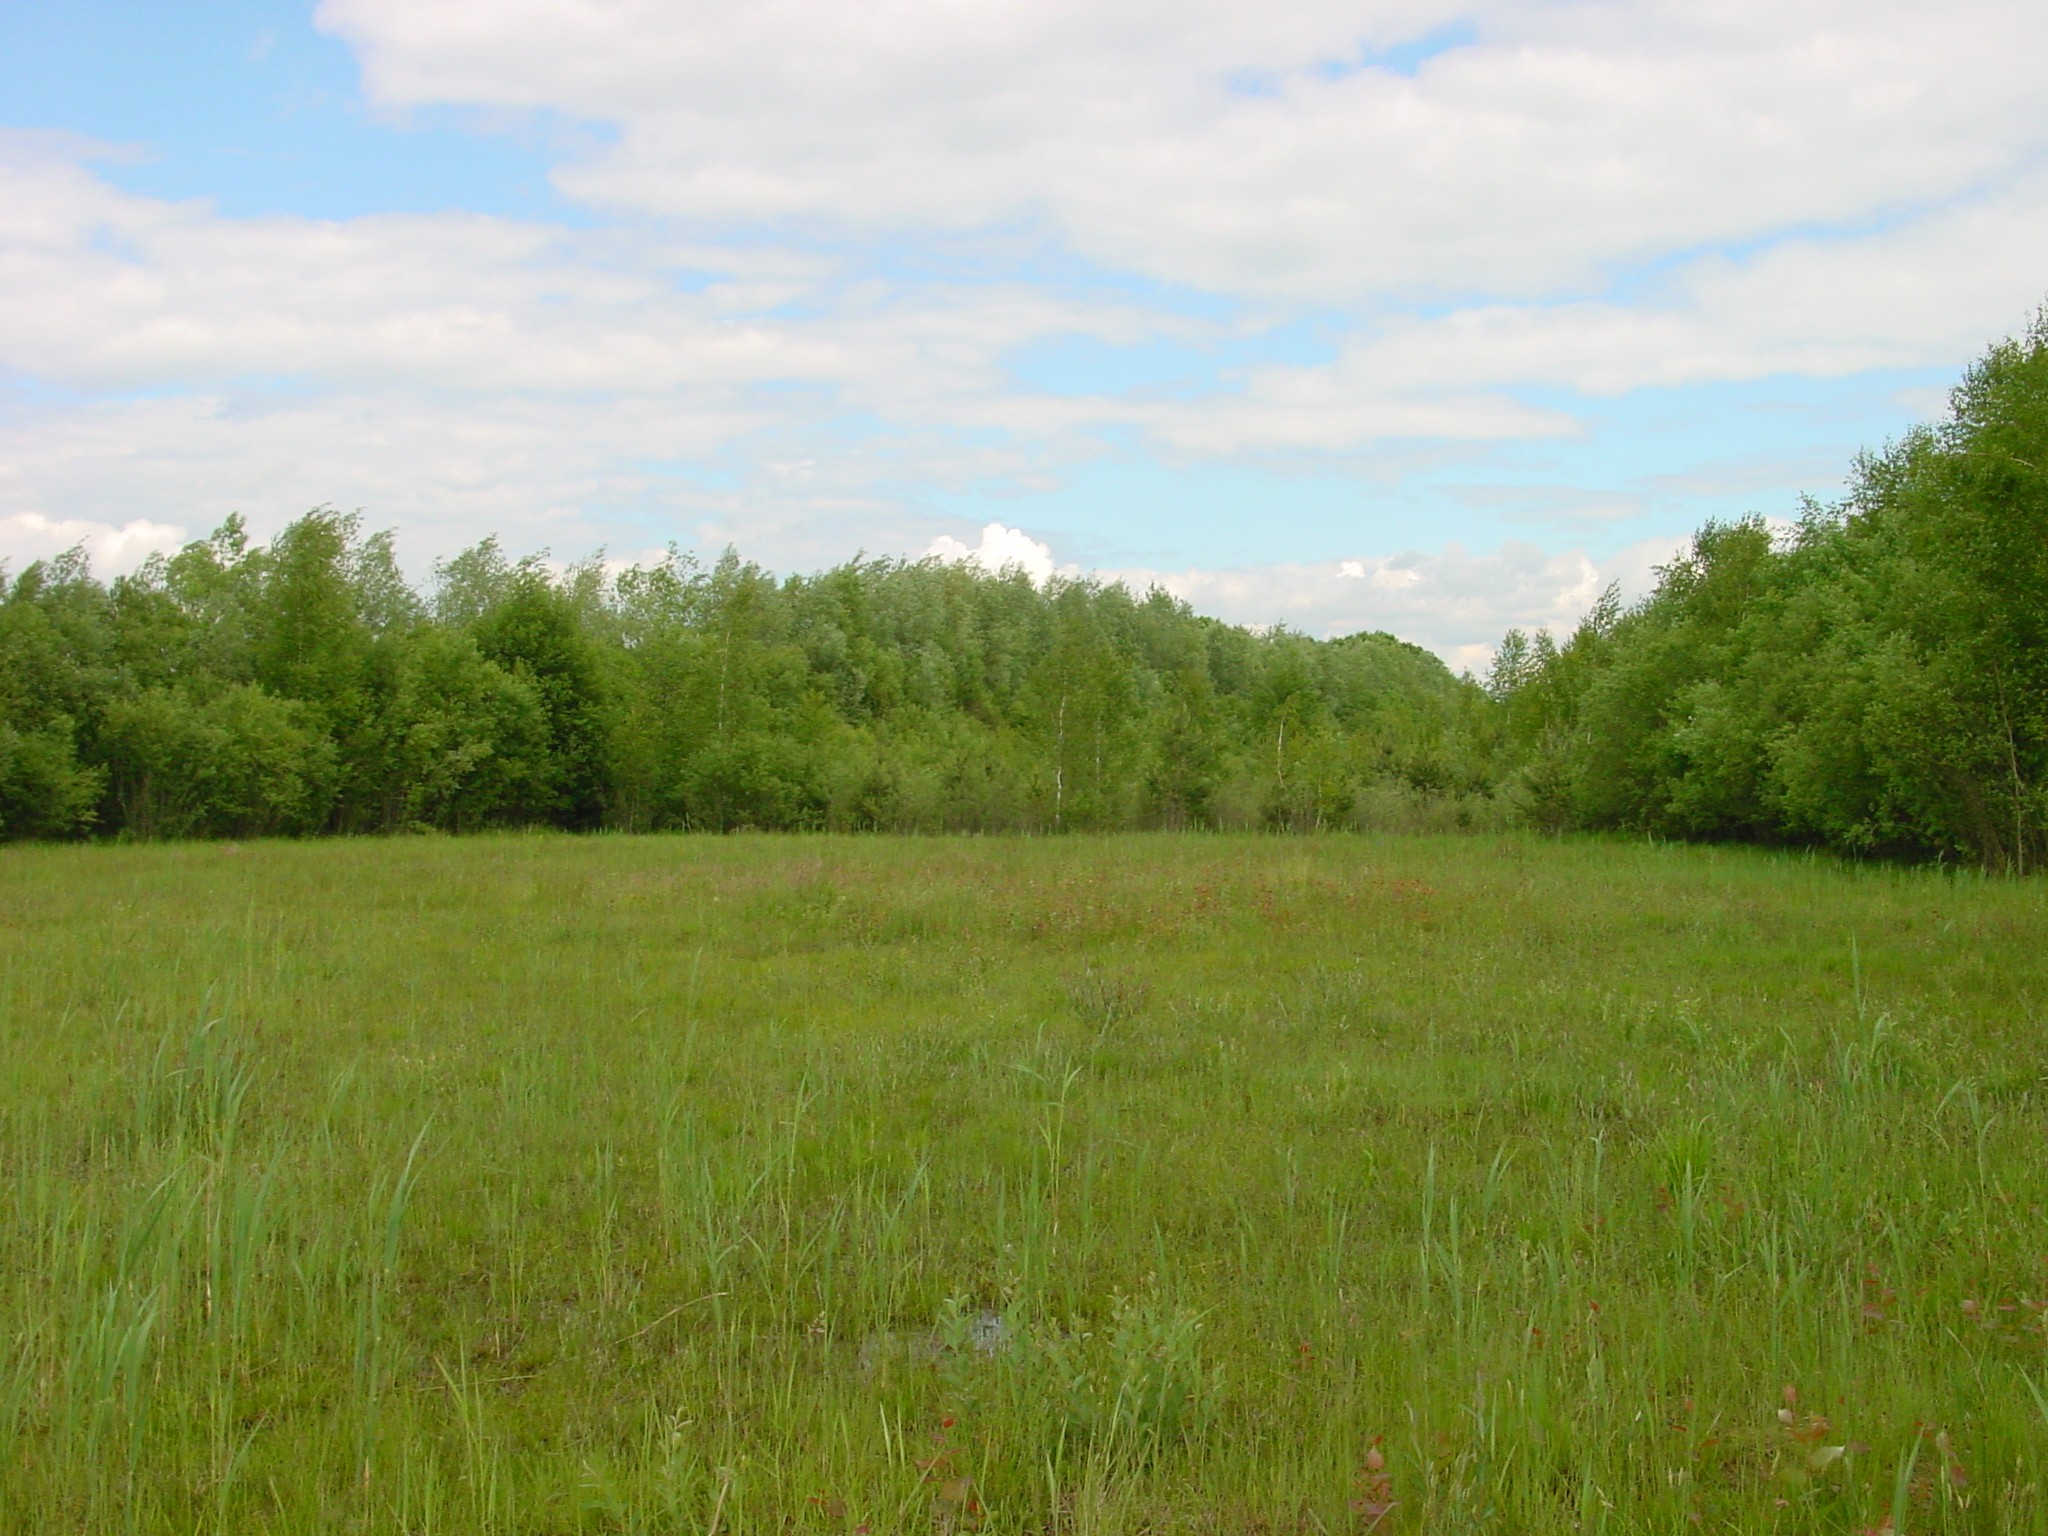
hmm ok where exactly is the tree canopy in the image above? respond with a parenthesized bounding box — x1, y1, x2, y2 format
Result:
(1489, 310, 2048, 871)
(0, 524, 1492, 840)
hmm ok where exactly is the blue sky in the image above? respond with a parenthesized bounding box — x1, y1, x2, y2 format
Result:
(3, 0, 2044, 666)
(0, 1, 581, 220)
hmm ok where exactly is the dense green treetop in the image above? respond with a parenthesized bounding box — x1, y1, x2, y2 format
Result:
(1490, 311, 2048, 870)
(0, 522, 1489, 840)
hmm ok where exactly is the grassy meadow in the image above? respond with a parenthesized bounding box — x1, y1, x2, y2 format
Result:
(3, 832, 2047, 1534)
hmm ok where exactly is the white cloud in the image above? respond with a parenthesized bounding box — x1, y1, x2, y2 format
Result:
(0, 132, 1207, 414)
(0, 387, 941, 575)
(320, 0, 2048, 303)
(1140, 383, 1577, 454)
(3, 99, 2040, 498)
(0, 512, 187, 575)
(1104, 532, 1688, 670)
(1250, 178, 2048, 406)
(925, 521, 1072, 586)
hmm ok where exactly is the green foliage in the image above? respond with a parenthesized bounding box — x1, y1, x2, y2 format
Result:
(1490, 311, 2048, 869)
(0, 519, 1486, 842)
(0, 717, 102, 838)
(100, 684, 337, 839)
(470, 565, 609, 829)
(379, 628, 552, 831)
(0, 550, 112, 837)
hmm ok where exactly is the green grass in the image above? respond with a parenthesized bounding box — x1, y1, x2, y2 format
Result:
(3, 831, 2047, 1533)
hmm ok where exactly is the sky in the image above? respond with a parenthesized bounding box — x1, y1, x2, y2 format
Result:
(2, 1, 2044, 670)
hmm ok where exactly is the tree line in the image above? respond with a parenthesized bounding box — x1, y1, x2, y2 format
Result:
(6, 316, 2043, 859)
(0, 517, 1499, 841)
(1488, 312, 2048, 871)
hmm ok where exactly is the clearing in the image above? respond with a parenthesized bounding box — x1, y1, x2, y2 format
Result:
(2, 833, 2044, 1532)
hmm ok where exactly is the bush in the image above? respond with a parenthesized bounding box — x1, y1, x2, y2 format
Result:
(0, 718, 102, 839)
(102, 684, 336, 838)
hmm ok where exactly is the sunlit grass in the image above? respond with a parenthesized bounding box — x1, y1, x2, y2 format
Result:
(2, 832, 2046, 1532)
